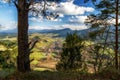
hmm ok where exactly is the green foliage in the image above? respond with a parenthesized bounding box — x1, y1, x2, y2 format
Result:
(87, 44, 114, 72)
(85, 0, 120, 71)
(56, 33, 83, 71)
(85, 0, 119, 28)
(0, 40, 17, 69)
(0, 52, 15, 69)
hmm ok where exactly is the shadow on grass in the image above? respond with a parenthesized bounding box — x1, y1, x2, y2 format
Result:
(0, 69, 15, 79)
(1, 69, 120, 80)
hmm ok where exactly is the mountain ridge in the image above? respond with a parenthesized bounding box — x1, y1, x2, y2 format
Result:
(0, 28, 89, 37)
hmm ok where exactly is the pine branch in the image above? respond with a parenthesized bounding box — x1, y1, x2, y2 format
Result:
(28, 0, 34, 7)
(13, 0, 19, 9)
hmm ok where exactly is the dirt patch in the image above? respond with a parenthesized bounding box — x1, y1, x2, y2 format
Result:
(35, 59, 58, 70)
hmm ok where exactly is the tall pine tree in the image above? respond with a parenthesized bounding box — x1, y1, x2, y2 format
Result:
(1, 0, 60, 72)
(85, 0, 120, 69)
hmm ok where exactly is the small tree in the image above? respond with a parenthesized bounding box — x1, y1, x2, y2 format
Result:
(56, 33, 83, 71)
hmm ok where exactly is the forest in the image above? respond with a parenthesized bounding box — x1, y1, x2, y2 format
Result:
(0, 0, 120, 80)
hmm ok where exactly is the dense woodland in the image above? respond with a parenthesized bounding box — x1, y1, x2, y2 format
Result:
(0, 0, 120, 80)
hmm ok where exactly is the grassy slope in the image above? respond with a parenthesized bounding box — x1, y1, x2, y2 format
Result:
(0, 33, 62, 71)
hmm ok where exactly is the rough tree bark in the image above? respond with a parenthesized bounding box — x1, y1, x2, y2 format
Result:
(17, 0, 30, 72)
(115, 0, 119, 70)
(14, 0, 57, 72)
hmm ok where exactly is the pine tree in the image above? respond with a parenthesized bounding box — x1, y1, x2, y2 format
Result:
(85, 0, 120, 69)
(56, 33, 83, 71)
(1, 0, 60, 72)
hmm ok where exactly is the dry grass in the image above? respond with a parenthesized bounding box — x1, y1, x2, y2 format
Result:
(37, 60, 57, 69)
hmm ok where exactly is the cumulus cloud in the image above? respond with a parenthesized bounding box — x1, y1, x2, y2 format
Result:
(29, 17, 62, 22)
(0, 21, 17, 30)
(59, 13, 64, 17)
(69, 16, 87, 23)
(0, 0, 9, 3)
(48, 0, 94, 15)
(29, 0, 94, 27)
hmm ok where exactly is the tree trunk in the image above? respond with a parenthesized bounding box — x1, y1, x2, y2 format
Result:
(115, 0, 119, 70)
(17, 0, 30, 72)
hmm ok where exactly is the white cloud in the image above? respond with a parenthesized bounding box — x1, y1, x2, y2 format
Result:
(1, 22, 87, 30)
(29, 17, 43, 22)
(48, 0, 94, 15)
(61, 24, 88, 30)
(0, 0, 93, 31)
(60, 15, 88, 30)
(47, 18, 62, 22)
(69, 16, 87, 23)
(108, 19, 120, 24)
(0, 21, 17, 30)
(0, 0, 9, 3)
(59, 13, 64, 17)
(29, 0, 94, 23)
(29, 14, 62, 22)
(29, 26, 53, 30)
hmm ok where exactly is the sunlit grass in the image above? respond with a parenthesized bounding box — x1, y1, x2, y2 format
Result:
(81, 40, 94, 46)
(2, 37, 17, 41)
(30, 52, 45, 61)
(0, 45, 7, 51)
(33, 68, 52, 71)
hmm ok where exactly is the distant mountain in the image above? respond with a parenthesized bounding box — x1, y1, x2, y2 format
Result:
(28, 29, 55, 33)
(43, 28, 73, 37)
(45, 28, 89, 37)
(0, 28, 89, 37)
(29, 28, 89, 37)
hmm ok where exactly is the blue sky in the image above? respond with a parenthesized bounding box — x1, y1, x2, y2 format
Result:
(0, 0, 94, 31)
